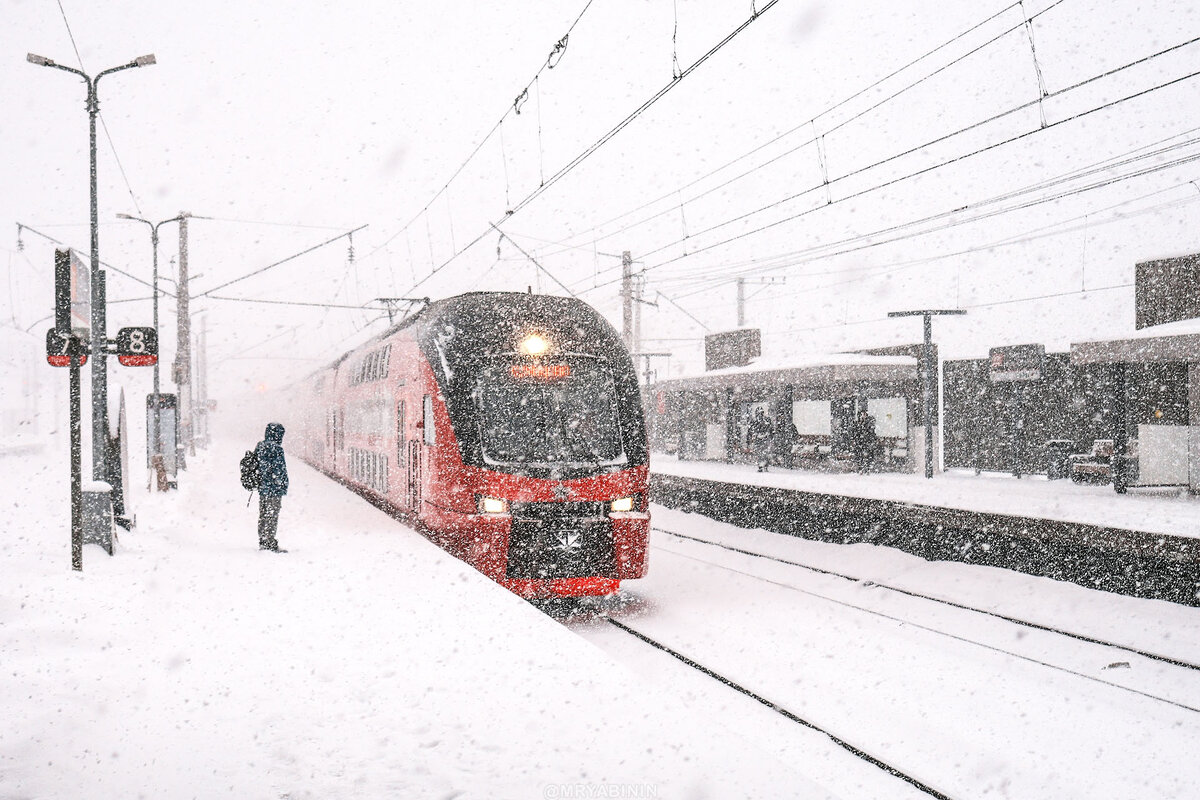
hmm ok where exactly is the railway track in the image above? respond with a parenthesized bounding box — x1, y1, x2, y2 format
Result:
(654, 524, 1200, 674)
(651, 524, 1200, 714)
(605, 617, 955, 800)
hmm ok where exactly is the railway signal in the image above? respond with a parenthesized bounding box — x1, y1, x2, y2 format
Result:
(48, 249, 159, 571)
(115, 326, 157, 366)
(45, 328, 89, 367)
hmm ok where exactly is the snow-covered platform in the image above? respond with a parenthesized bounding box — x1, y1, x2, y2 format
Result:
(0, 438, 834, 799)
(652, 455, 1200, 604)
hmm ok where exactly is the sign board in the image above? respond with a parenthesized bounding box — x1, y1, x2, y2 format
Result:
(68, 249, 90, 331)
(1135, 253, 1200, 329)
(45, 328, 89, 367)
(115, 327, 158, 366)
(704, 328, 761, 372)
(989, 344, 1045, 382)
(146, 393, 179, 475)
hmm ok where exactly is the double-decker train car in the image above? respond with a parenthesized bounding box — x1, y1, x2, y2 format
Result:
(291, 291, 650, 598)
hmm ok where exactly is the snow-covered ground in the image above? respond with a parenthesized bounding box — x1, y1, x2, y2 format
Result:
(653, 454, 1200, 539)
(0, 435, 830, 800)
(577, 507, 1200, 799)
(7, 433, 1200, 799)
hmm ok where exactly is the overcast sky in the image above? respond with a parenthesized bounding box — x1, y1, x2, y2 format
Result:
(4, 0, 1200, 397)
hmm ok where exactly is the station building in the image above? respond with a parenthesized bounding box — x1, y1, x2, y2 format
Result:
(648, 329, 937, 474)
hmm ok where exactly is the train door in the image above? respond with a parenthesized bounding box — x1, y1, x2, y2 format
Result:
(408, 394, 434, 511)
(406, 439, 421, 510)
(396, 399, 412, 510)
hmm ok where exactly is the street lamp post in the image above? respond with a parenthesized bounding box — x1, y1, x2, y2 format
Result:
(116, 213, 184, 476)
(27, 51, 156, 481)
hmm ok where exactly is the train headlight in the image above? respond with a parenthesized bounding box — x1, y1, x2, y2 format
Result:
(518, 334, 550, 356)
(479, 496, 509, 514)
(610, 496, 634, 513)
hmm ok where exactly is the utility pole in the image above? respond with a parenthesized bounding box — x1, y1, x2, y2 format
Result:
(175, 212, 193, 461)
(197, 315, 208, 449)
(736, 277, 745, 327)
(734, 276, 784, 328)
(116, 212, 185, 473)
(887, 309, 966, 478)
(621, 250, 633, 351)
(633, 272, 643, 362)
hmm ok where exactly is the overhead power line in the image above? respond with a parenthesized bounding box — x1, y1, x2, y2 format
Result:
(200, 224, 368, 296)
(401, 0, 782, 297)
(16, 221, 172, 295)
(206, 294, 386, 311)
(676, 182, 1200, 313)
(582, 41, 1200, 293)
(544, 0, 1042, 260)
(662, 129, 1200, 293)
(365, 0, 600, 263)
(55, 0, 144, 214)
(491, 226, 577, 297)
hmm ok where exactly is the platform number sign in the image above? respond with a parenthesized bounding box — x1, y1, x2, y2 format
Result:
(116, 327, 158, 366)
(45, 328, 88, 367)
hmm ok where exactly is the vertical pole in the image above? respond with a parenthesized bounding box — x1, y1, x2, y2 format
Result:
(1112, 363, 1128, 493)
(923, 313, 934, 479)
(57, 248, 83, 570)
(70, 353, 82, 571)
(1013, 383, 1024, 479)
(736, 277, 745, 328)
(176, 214, 192, 462)
(199, 315, 208, 448)
(151, 227, 161, 466)
(621, 250, 633, 352)
(87, 77, 107, 482)
(633, 274, 642, 369)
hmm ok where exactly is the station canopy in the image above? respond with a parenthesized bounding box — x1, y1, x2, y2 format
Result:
(1071, 317, 1200, 365)
(653, 353, 918, 392)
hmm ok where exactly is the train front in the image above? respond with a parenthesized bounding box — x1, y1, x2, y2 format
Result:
(420, 293, 649, 599)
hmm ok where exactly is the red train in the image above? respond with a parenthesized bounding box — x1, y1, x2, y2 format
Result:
(288, 292, 650, 598)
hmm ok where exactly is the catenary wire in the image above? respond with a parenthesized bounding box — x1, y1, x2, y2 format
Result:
(399, 0, 782, 298)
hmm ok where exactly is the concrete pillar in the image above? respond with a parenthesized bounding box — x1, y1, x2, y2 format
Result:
(1189, 363, 1200, 493)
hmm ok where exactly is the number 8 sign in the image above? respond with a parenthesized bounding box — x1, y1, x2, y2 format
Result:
(116, 327, 158, 366)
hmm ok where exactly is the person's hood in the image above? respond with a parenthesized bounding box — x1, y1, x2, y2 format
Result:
(264, 422, 285, 443)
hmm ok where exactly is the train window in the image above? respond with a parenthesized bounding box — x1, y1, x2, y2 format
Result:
(397, 401, 406, 466)
(476, 356, 626, 468)
(423, 395, 435, 446)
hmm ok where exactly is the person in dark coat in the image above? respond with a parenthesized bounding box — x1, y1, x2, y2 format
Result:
(851, 410, 878, 474)
(749, 407, 774, 473)
(255, 422, 289, 552)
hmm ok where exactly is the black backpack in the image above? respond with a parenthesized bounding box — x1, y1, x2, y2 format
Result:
(240, 449, 261, 491)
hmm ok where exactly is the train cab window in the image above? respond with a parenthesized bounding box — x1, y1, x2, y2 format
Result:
(423, 395, 435, 446)
(476, 356, 625, 469)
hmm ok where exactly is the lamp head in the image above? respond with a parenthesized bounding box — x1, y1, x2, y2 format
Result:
(26, 53, 54, 67)
(133, 54, 156, 67)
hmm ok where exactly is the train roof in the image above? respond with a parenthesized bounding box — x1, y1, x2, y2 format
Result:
(309, 292, 627, 379)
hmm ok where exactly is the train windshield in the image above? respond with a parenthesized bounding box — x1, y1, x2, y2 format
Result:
(476, 356, 627, 470)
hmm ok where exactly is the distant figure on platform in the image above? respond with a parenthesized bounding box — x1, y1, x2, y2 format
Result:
(255, 422, 289, 553)
(749, 407, 774, 473)
(851, 410, 878, 474)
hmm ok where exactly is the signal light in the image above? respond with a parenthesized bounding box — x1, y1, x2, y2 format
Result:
(479, 496, 509, 514)
(610, 497, 634, 513)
